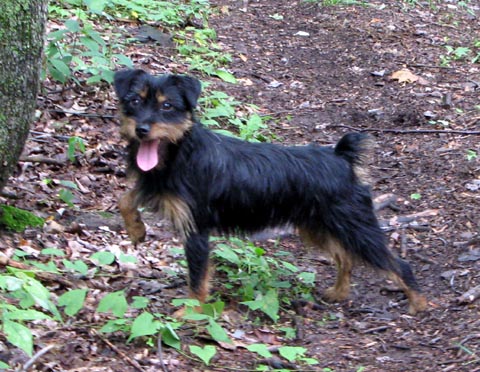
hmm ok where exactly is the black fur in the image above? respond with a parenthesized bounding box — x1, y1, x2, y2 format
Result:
(114, 69, 426, 313)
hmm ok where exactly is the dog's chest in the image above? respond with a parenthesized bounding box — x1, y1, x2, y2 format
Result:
(159, 194, 196, 238)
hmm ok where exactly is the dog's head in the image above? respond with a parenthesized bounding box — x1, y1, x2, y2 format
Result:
(113, 69, 202, 171)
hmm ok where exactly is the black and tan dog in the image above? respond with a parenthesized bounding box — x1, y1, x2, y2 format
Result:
(113, 69, 427, 315)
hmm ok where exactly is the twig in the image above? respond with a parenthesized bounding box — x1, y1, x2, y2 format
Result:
(406, 63, 455, 70)
(157, 333, 168, 372)
(329, 124, 480, 135)
(19, 155, 65, 165)
(361, 325, 389, 334)
(90, 329, 145, 372)
(0, 256, 77, 288)
(29, 130, 72, 141)
(21, 344, 56, 371)
(47, 109, 115, 119)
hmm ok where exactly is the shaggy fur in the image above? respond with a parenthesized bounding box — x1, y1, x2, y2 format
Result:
(114, 69, 427, 315)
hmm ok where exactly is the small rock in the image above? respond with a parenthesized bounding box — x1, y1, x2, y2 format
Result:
(440, 269, 470, 280)
(423, 111, 436, 119)
(371, 70, 386, 77)
(294, 31, 310, 37)
(299, 101, 310, 109)
(465, 180, 480, 191)
(267, 80, 283, 88)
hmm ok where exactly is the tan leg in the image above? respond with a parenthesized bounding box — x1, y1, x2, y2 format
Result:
(118, 190, 146, 244)
(299, 229, 352, 303)
(387, 272, 428, 315)
(172, 267, 211, 319)
(324, 250, 353, 302)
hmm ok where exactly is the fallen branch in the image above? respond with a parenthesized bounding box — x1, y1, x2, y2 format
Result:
(47, 109, 115, 119)
(362, 325, 389, 334)
(329, 124, 480, 135)
(457, 285, 480, 305)
(91, 328, 145, 372)
(392, 209, 439, 224)
(379, 209, 438, 232)
(19, 155, 66, 165)
(21, 344, 56, 372)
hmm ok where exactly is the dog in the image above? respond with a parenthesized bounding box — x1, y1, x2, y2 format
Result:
(113, 69, 427, 315)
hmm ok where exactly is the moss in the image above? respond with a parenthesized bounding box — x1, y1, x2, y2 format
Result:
(0, 205, 44, 232)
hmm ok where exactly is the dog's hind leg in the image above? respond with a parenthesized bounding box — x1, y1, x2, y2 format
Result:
(329, 209, 427, 315)
(299, 229, 352, 302)
(385, 258, 428, 315)
(323, 239, 353, 302)
(184, 232, 211, 303)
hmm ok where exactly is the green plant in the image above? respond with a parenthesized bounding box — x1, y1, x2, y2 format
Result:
(0, 205, 44, 232)
(98, 291, 182, 348)
(47, 0, 211, 85)
(0, 268, 62, 357)
(441, 38, 480, 66)
(458, 1, 477, 17)
(42, 179, 80, 207)
(248, 344, 318, 367)
(446, 45, 471, 60)
(45, 18, 133, 84)
(102, 0, 210, 26)
(410, 193, 422, 200)
(428, 119, 450, 127)
(189, 345, 217, 365)
(175, 27, 236, 83)
(199, 91, 269, 141)
(174, 298, 231, 344)
(212, 237, 316, 321)
(67, 136, 86, 162)
(466, 149, 478, 161)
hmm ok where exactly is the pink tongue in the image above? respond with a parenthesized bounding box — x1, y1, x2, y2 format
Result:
(137, 140, 160, 171)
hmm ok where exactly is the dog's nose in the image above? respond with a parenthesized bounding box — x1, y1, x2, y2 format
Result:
(135, 124, 150, 139)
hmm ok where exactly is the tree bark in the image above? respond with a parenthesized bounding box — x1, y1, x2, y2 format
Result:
(0, 0, 47, 192)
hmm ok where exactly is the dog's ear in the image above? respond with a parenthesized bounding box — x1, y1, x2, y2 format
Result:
(171, 75, 202, 109)
(113, 69, 146, 100)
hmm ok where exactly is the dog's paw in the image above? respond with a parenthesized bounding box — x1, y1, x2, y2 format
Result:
(407, 292, 428, 315)
(323, 286, 349, 303)
(171, 305, 203, 319)
(126, 221, 146, 245)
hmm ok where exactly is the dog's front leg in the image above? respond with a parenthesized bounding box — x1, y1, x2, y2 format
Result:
(185, 232, 211, 303)
(172, 232, 210, 318)
(118, 190, 146, 244)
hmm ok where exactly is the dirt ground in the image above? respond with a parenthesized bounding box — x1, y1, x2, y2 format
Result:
(1, 0, 480, 371)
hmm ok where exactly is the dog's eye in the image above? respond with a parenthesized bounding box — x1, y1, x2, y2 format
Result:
(161, 102, 173, 111)
(130, 98, 141, 107)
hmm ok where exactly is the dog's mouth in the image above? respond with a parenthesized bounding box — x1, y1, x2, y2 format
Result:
(137, 139, 160, 171)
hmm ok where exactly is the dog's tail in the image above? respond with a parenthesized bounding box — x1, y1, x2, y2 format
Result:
(334, 133, 374, 185)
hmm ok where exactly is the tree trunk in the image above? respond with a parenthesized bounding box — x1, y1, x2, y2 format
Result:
(0, 0, 47, 192)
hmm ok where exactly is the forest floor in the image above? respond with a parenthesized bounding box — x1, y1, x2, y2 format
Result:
(1, 0, 480, 371)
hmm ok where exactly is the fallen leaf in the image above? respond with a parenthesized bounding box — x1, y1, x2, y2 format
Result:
(390, 69, 420, 84)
